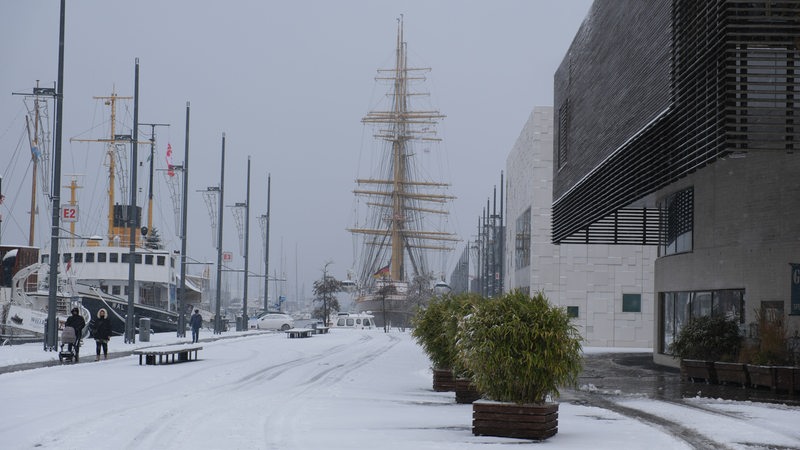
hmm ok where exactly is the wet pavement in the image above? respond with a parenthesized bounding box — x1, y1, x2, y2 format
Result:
(571, 353, 800, 407)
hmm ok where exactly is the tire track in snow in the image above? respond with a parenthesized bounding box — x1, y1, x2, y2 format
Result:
(260, 332, 402, 449)
(572, 393, 734, 450)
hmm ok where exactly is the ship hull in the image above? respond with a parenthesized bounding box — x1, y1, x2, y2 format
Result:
(354, 295, 414, 330)
(78, 294, 179, 335)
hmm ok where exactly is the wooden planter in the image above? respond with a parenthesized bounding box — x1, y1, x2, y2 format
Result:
(714, 362, 749, 387)
(681, 359, 717, 384)
(771, 366, 796, 394)
(747, 365, 775, 390)
(472, 401, 558, 440)
(454, 378, 481, 404)
(432, 368, 456, 392)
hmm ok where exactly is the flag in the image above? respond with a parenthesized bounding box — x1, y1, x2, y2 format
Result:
(31, 145, 41, 161)
(166, 143, 175, 177)
(65, 255, 72, 273)
(373, 264, 390, 278)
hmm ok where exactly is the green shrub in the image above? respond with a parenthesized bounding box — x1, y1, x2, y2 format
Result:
(412, 293, 480, 370)
(455, 290, 583, 404)
(669, 315, 741, 362)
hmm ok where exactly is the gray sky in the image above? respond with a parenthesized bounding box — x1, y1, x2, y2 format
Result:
(0, 1, 592, 302)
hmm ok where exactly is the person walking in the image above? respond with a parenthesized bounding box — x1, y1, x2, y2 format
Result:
(65, 307, 86, 362)
(190, 309, 203, 343)
(91, 308, 112, 361)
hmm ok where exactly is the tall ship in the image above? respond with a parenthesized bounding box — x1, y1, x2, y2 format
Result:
(349, 19, 458, 328)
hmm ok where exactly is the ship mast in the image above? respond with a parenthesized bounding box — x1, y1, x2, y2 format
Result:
(351, 17, 458, 284)
(70, 92, 133, 245)
(17, 80, 52, 247)
(24, 105, 39, 247)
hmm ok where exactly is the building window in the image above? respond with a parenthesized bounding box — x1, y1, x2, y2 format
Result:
(557, 100, 569, 169)
(157, 255, 166, 266)
(63, 253, 71, 263)
(98, 252, 107, 263)
(515, 208, 531, 269)
(73, 253, 83, 263)
(660, 187, 693, 256)
(135, 254, 142, 264)
(100, 285, 108, 294)
(660, 289, 744, 355)
(170, 257, 175, 268)
(121, 253, 130, 263)
(622, 294, 642, 313)
(85, 252, 95, 263)
(567, 306, 579, 318)
(112, 285, 121, 296)
(41, 255, 49, 264)
(145, 254, 154, 265)
(109, 253, 118, 263)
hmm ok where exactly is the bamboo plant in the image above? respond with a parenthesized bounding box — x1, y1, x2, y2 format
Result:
(455, 290, 583, 404)
(412, 293, 480, 371)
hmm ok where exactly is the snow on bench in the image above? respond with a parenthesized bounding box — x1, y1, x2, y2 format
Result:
(285, 328, 314, 339)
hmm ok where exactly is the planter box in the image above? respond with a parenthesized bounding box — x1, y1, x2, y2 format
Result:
(681, 359, 717, 384)
(714, 362, 749, 387)
(454, 378, 481, 404)
(772, 366, 797, 394)
(747, 365, 775, 390)
(433, 368, 456, 392)
(473, 401, 558, 440)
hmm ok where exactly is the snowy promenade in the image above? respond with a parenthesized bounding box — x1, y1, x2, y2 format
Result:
(1, 329, 799, 449)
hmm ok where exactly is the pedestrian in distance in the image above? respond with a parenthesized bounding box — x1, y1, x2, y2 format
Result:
(65, 307, 86, 362)
(190, 309, 202, 343)
(91, 308, 112, 361)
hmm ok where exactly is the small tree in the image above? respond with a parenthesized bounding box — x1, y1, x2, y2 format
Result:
(312, 274, 341, 325)
(669, 315, 741, 362)
(145, 227, 164, 250)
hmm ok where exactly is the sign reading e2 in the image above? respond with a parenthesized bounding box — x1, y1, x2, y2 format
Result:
(61, 205, 79, 223)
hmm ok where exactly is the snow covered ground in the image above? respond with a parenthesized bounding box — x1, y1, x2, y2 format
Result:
(0, 329, 798, 449)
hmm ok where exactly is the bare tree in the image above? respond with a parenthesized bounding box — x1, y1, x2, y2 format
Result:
(313, 263, 342, 325)
(376, 283, 397, 333)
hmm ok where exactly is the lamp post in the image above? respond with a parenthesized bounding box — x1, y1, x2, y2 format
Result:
(214, 134, 226, 334)
(45, 0, 66, 351)
(177, 102, 190, 337)
(124, 58, 140, 345)
(241, 157, 251, 329)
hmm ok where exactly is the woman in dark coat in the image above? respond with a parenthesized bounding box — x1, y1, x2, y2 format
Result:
(91, 308, 112, 361)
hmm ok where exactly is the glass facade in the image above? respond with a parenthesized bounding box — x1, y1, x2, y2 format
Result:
(660, 289, 744, 354)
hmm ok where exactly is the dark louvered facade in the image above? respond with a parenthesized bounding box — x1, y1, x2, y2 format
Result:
(553, 0, 800, 244)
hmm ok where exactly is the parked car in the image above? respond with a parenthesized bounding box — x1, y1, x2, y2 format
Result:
(256, 313, 294, 331)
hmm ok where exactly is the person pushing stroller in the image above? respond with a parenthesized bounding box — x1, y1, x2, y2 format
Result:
(62, 307, 86, 362)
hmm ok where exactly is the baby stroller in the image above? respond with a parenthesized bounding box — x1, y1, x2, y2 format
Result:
(59, 326, 80, 363)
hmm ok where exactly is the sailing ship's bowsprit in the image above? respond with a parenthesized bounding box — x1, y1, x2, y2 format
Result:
(349, 18, 458, 328)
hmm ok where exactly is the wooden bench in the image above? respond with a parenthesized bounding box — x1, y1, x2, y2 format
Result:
(133, 345, 203, 365)
(285, 328, 314, 338)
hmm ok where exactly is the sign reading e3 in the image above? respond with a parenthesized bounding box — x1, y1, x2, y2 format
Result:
(61, 205, 79, 223)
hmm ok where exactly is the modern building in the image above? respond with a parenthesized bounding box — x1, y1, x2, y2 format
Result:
(505, 106, 655, 348)
(553, 0, 800, 366)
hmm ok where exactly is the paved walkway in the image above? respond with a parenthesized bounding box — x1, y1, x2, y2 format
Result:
(570, 353, 800, 407)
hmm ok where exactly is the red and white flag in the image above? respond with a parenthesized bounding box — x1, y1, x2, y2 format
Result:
(166, 143, 175, 177)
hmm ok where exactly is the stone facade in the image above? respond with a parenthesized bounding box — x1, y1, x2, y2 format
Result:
(505, 107, 655, 348)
